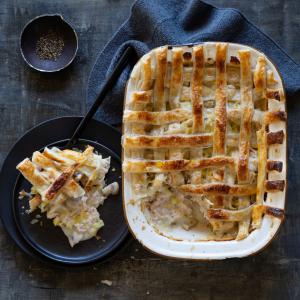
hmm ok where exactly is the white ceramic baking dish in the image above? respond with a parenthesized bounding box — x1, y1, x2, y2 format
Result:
(122, 42, 286, 260)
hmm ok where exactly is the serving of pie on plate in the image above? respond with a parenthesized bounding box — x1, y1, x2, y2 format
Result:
(122, 42, 286, 259)
(17, 145, 119, 247)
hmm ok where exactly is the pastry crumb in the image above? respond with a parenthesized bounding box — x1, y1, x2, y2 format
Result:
(19, 189, 31, 199)
(101, 280, 112, 286)
(128, 199, 136, 206)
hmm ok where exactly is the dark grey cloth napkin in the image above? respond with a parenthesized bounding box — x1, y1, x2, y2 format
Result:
(87, 0, 300, 125)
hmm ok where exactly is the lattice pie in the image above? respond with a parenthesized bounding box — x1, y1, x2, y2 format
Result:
(122, 42, 286, 241)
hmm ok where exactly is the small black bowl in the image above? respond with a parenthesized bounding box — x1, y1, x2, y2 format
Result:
(20, 14, 78, 72)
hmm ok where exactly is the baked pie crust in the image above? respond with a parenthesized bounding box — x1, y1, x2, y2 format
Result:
(122, 42, 286, 243)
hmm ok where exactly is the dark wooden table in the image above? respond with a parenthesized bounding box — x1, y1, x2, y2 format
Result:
(1, 1, 299, 299)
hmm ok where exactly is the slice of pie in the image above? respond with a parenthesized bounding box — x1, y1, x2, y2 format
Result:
(122, 42, 286, 241)
(17, 145, 119, 247)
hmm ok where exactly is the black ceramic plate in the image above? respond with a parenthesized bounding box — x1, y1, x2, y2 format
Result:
(0, 116, 129, 265)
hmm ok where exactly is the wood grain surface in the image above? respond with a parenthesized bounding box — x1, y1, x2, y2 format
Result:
(0, 0, 300, 299)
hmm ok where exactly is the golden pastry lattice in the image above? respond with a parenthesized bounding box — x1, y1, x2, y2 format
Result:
(123, 43, 286, 240)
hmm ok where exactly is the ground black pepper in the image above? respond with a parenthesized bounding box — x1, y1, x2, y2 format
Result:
(36, 30, 64, 60)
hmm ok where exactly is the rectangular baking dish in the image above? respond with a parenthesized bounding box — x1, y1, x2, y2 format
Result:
(122, 42, 286, 260)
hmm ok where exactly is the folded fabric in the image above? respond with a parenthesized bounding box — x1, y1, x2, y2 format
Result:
(87, 0, 300, 125)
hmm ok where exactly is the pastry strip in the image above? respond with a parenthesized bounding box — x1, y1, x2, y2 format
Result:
(154, 47, 168, 111)
(130, 91, 152, 105)
(191, 45, 204, 133)
(267, 160, 283, 172)
(212, 43, 228, 208)
(125, 109, 286, 126)
(213, 43, 227, 158)
(17, 158, 48, 191)
(123, 134, 213, 149)
(123, 109, 190, 125)
(168, 49, 185, 185)
(253, 56, 267, 109)
(169, 48, 183, 109)
(141, 55, 152, 91)
(209, 205, 284, 221)
(130, 60, 152, 196)
(123, 156, 235, 173)
(264, 111, 286, 124)
(124, 134, 260, 149)
(237, 50, 253, 183)
(267, 130, 284, 145)
(266, 89, 284, 102)
(179, 183, 256, 196)
(45, 165, 78, 201)
(190, 45, 205, 184)
(265, 180, 285, 191)
(252, 128, 267, 228)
